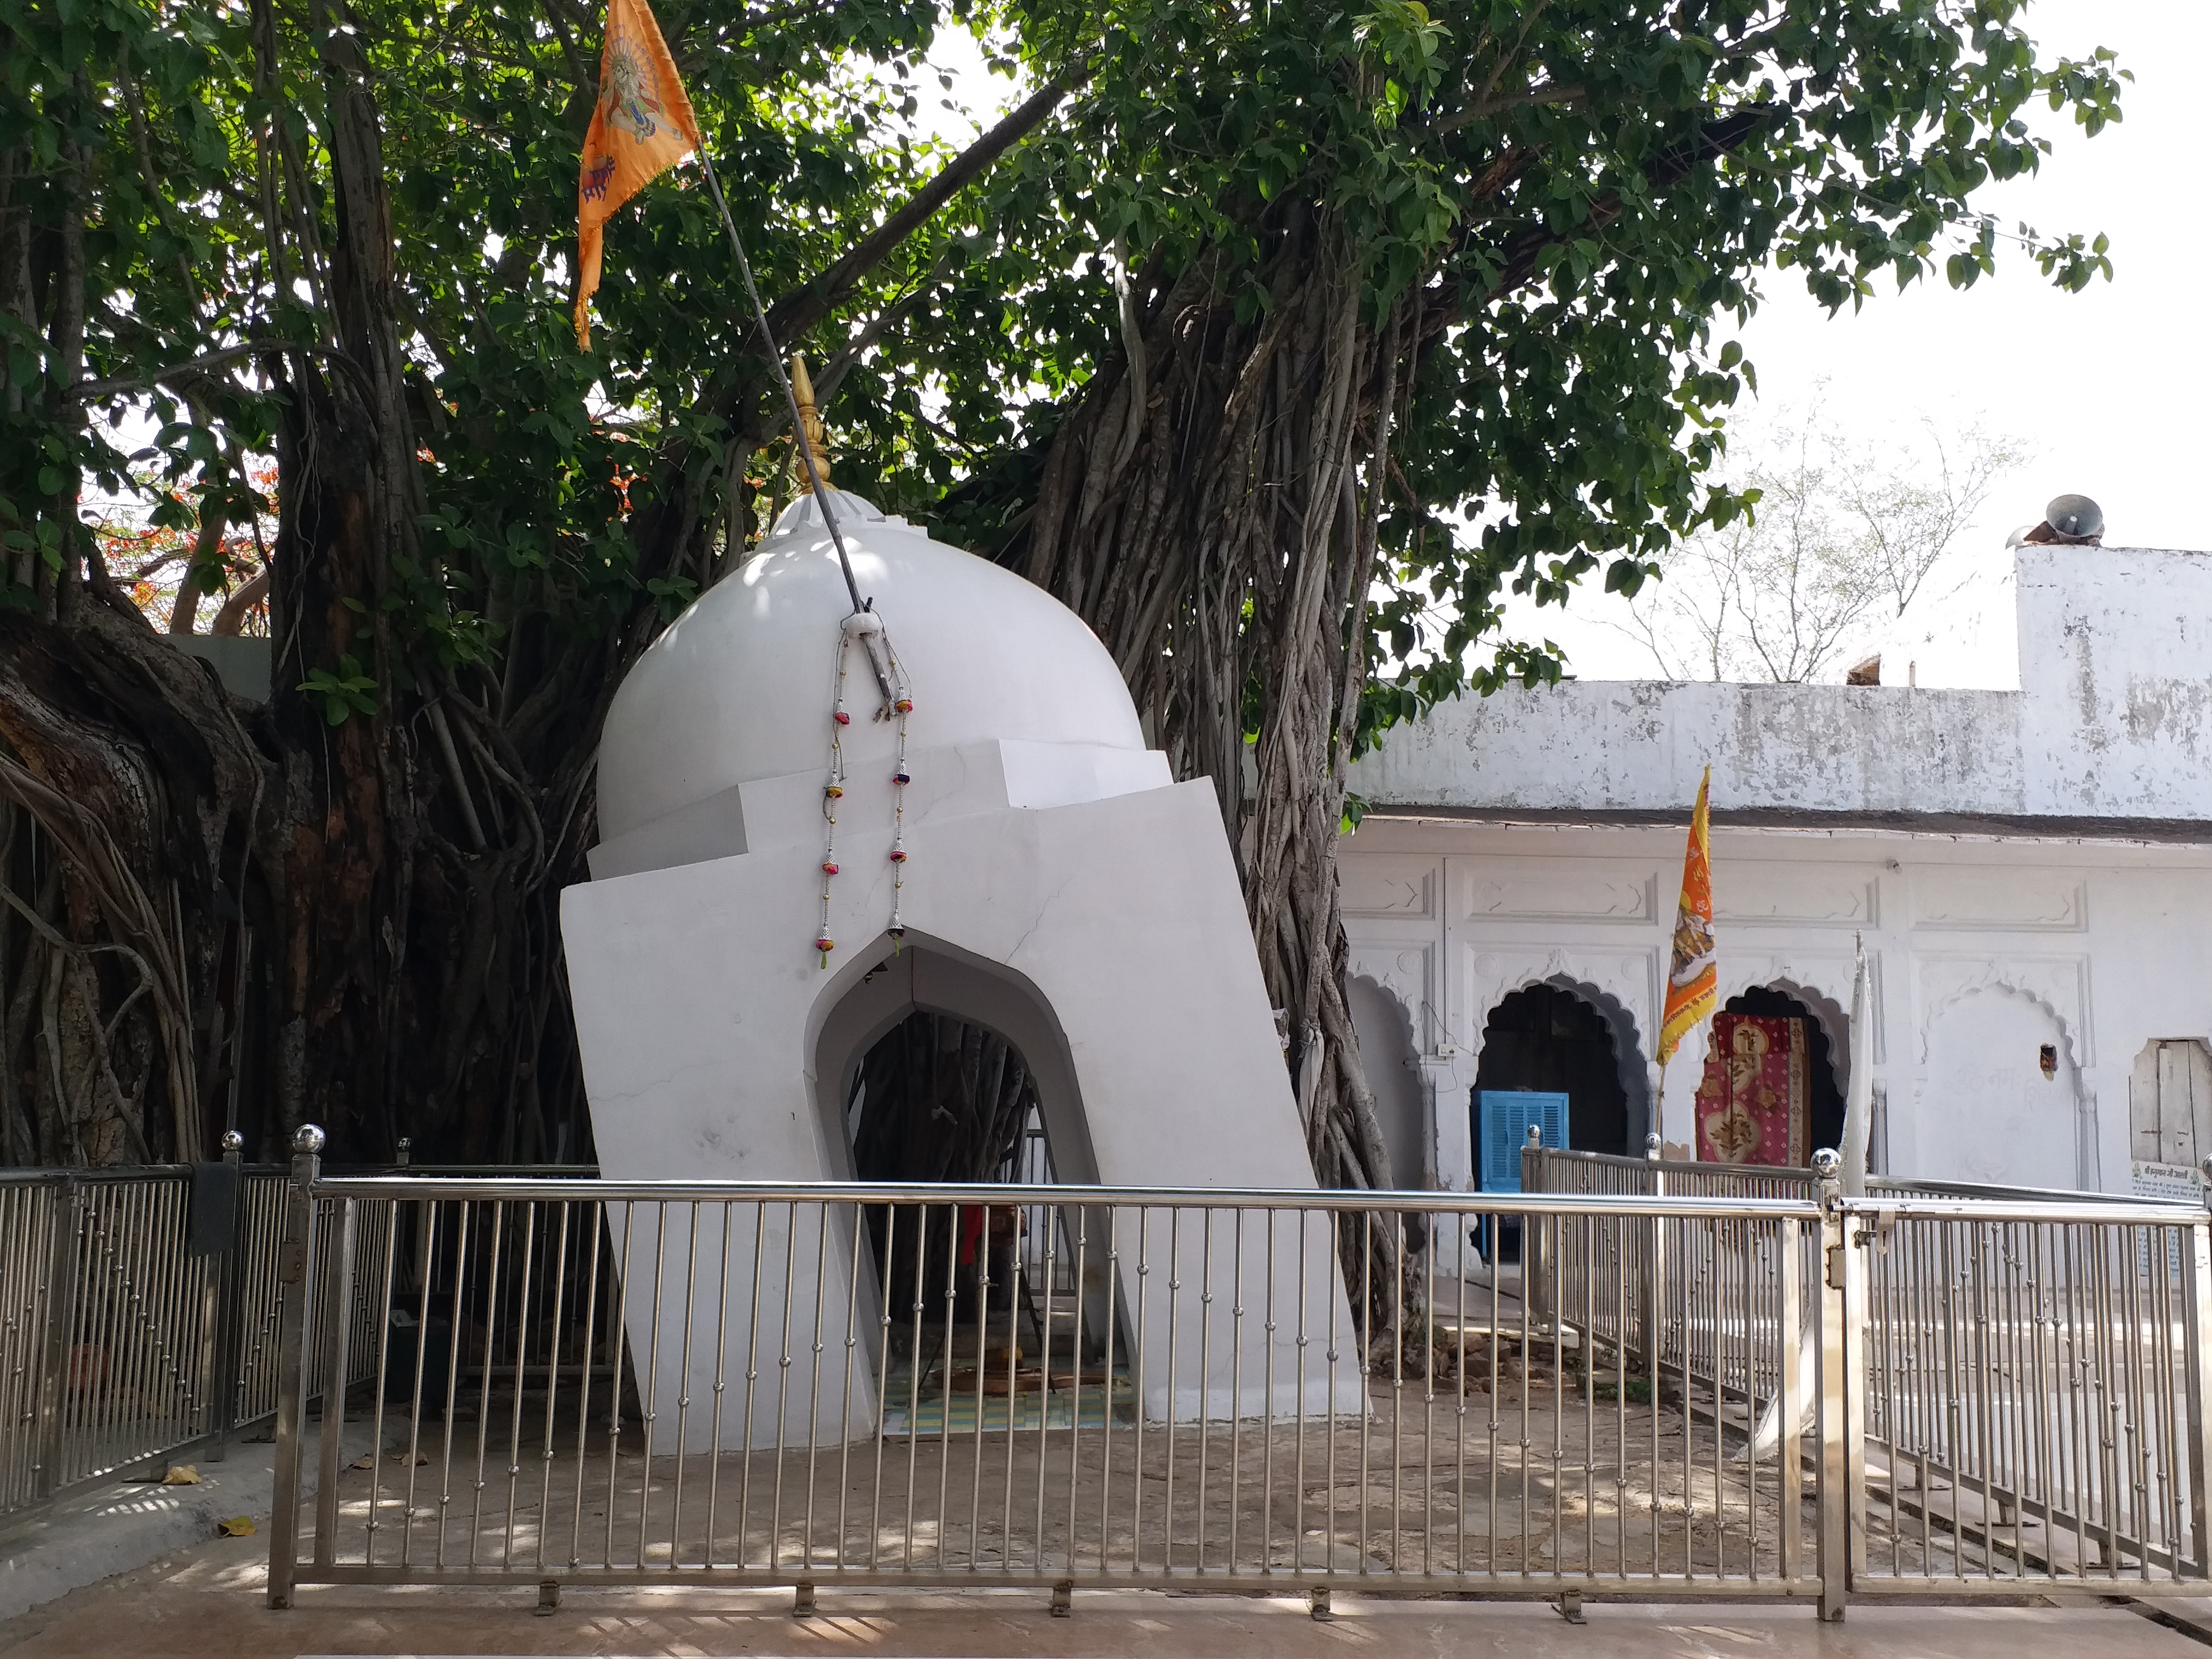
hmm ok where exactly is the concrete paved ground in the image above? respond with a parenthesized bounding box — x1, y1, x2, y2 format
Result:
(3, 1535, 2209, 1659)
(0, 1422, 377, 1624)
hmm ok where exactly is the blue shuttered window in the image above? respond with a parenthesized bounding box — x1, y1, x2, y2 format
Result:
(1476, 1089, 1570, 1195)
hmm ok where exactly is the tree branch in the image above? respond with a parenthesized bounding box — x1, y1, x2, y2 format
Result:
(767, 71, 1087, 344)
(68, 339, 375, 406)
(1479, 105, 1787, 299)
(1434, 82, 1585, 134)
(814, 252, 953, 404)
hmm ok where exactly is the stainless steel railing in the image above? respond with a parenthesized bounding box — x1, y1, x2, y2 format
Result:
(259, 1130, 2212, 1615)
(0, 1144, 504, 1529)
(1852, 1202, 2209, 1586)
(1527, 1144, 2212, 1592)
(1519, 1142, 1819, 1398)
(0, 1151, 296, 1520)
(264, 1127, 1839, 1612)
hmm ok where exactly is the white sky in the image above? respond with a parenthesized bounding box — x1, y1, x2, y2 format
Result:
(1495, 0, 2208, 689)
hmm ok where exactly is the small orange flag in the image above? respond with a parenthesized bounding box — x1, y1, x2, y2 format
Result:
(574, 0, 702, 350)
(1658, 765, 1717, 1066)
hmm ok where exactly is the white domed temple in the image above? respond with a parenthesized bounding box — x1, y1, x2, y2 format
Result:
(562, 469, 1357, 1448)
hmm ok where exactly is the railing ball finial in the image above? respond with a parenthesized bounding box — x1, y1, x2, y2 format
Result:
(220, 1128, 244, 1155)
(292, 1123, 326, 1156)
(1526, 1124, 1542, 1147)
(1645, 1130, 1662, 1163)
(1811, 1147, 1842, 1218)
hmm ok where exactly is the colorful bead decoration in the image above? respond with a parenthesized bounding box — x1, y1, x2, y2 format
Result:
(813, 610, 916, 967)
(886, 638, 913, 950)
(816, 622, 854, 968)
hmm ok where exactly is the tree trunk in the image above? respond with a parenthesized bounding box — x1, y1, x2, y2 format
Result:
(1004, 207, 1421, 1353)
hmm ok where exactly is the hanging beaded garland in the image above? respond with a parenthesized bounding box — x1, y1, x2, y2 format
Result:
(815, 610, 914, 968)
(887, 665, 914, 946)
(815, 620, 856, 966)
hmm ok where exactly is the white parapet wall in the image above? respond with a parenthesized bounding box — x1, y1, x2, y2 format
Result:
(1352, 545, 2212, 825)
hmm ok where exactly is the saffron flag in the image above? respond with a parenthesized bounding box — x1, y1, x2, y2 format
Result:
(1658, 765, 1717, 1065)
(574, 0, 702, 350)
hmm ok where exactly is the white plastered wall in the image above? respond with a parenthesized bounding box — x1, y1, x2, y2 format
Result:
(1336, 817, 2212, 1196)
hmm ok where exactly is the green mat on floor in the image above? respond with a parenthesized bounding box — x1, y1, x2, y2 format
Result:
(878, 1367, 1133, 1437)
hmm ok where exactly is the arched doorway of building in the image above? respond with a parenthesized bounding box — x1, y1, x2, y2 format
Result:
(843, 1009, 1064, 1340)
(1717, 986, 1846, 1157)
(1472, 984, 1635, 1183)
(1346, 974, 1428, 1188)
(812, 935, 1100, 1186)
(845, 1009, 1048, 1185)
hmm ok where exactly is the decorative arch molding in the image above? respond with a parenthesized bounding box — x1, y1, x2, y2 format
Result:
(805, 928, 1103, 1187)
(1464, 947, 1658, 1068)
(1347, 943, 1438, 1052)
(1716, 951, 1874, 1072)
(1537, 974, 1653, 1129)
(1915, 955, 2090, 1070)
(1463, 946, 1658, 1130)
(1349, 970, 1423, 1068)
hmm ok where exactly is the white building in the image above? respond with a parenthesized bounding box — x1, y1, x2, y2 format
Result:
(1341, 542, 2212, 1197)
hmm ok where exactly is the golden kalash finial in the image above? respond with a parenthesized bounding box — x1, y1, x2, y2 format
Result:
(790, 352, 833, 487)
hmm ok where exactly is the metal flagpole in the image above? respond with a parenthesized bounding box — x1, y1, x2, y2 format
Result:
(687, 142, 897, 705)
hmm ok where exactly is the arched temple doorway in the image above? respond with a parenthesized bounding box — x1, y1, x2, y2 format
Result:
(812, 937, 1112, 1392)
(1919, 986, 2081, 1189)
(811, 934, 1101, 1187)
(1473, 984, 1636, 1185)
(1708, 986, 1846, 1160)
(845, 1009, 1052, 1187)
(1347, 975, 1428, 1188)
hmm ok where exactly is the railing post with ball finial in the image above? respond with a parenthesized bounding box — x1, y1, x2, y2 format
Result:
(1811, 1146, 1850, 1621)
(266, 1124, 324, 1609)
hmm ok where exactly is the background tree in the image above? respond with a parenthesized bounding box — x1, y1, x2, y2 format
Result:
(944, 0, 2116, 1235)
(1616, 413, 2030, 682)
(0, 0, 2123, 1247)
(0, 0, 1073, 1166)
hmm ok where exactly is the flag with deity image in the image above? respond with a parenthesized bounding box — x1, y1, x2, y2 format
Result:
(1658, 765, 1717, 1066)
(573, 0, 702, 349)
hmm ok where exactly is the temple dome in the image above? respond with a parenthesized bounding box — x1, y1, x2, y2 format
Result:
(597, 491, 1147, 842)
